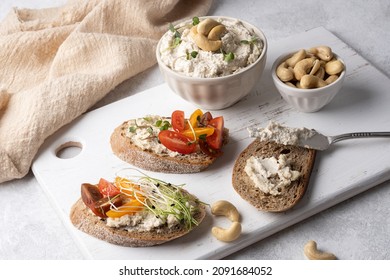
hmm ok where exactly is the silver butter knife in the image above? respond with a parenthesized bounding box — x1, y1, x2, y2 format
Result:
(299, 131, 390, 151)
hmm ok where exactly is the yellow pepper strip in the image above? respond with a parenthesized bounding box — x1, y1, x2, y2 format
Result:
(106, 199, 145, 218)
(188, 109, 203, 129)
(114, 176, 142, 197)
(182, 126, 215, 141)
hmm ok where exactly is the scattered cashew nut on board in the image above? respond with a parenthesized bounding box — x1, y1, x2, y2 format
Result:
(304, 240, 337, 260)
(211, 200, 242, 242)
(276, 45, 345, 89)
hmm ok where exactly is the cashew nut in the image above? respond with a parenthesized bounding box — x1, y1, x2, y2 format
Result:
(275, 45, 344, 89)
(313, 66, 325, 80)
(285, 82, 296, 88)
(325, 59, 344, 75)
(285, 49, 306, 67)
(207, 24, 226, 40)
(189, 25, 198, 38)
(212, 222, 242, 242)
(308, 46, 334, 61)
(197, 18, 220, 36)
(293, 57, 316, 80)
(211, 200, 240, 222)
(304, 240, 337, 260)
(325, 74, 339, 84)
(193, 33, 222, 52)
(309, 59, 321, 75)
(300, 74, 328, 88)
(276, 62, 294, 82)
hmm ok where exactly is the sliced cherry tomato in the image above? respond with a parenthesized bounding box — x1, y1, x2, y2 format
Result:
(206, 116, 224, 150)
(199, 140, 223, 158)
(181, 126, 215, 141)
(81, 183, 122, 218)
(98, 178, 120, 197)
(171, 110, 185, 132)
(189, 109, 203, 128)
(199, 112, 213, 127)
(158, 130, 197, 154)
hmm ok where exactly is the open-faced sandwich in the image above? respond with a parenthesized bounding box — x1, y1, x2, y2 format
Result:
(70, 172, 206, 247)
(232, 139, 316, 212)
(110, 109, 228, 173)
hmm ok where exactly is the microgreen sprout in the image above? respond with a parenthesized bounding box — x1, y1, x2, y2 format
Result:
(224, 52, 235, 62)
(241, 36, 258, 45)
(114, 169, 203, 229)
(168, 23, 182, 49)
(192, 16, 200, 25)
(186, 51, 198, 60)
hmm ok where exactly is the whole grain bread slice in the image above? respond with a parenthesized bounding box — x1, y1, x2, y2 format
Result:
(110, 121, 229, 173)
(70, 197, 206, 247)
(232, 139, 316, 212)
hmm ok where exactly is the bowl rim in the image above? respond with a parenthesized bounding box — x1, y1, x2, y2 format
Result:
(156, 15, 268, 82)
(271, 50, 346, 96)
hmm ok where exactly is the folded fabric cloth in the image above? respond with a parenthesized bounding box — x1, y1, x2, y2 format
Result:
(0, 0, 212, 183)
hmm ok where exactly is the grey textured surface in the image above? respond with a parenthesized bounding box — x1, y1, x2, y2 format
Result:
(0, 0, 389, 260)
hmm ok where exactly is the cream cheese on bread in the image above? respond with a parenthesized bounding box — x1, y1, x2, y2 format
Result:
(106, 212, 180, 232)
(244, 154, 301, 195)
(124, 115, 180, 157)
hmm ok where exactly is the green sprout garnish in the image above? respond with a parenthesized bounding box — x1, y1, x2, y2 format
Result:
(168, 23, 182, 49)
(159, 120, 171, 131)
(155, 119, 162, 127)
(155, 119, 170, 130)
(146, 127, 153, 135)
(186, 50, 198, 60)
(114, 169, 204, 230)
(241, 36, 258, 45)
(224, 52, 235, 62)
(192, 16, 200, 25)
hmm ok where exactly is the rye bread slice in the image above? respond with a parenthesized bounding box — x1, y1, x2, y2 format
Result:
(110, 121, 228, 173)
(70, 197, 206, 247)
(232, 139, 316, 212)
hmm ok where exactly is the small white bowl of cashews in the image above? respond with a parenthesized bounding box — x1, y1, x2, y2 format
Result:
(271, 46, 346, 113)
(156, 16, 267, 110)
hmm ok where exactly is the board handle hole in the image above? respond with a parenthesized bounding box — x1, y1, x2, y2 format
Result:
(55, 141, 83, 159)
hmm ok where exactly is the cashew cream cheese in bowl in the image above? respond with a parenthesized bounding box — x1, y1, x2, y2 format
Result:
(159, 17, 263, 78)
(156, 16, 267, 110)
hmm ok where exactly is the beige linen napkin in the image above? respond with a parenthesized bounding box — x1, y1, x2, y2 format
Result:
(0, 0, 212, 183)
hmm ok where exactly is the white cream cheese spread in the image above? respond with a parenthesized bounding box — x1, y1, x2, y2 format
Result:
(247, 121, 316, 146)
(159, 18, 264, 78)
(244, 154, 301, 195)
(124, 115, 180, 157)
(106, 212, 180, 232)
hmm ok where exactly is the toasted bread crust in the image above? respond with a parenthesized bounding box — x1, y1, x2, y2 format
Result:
(110, 121, 228, 173)
(232, 139, 316, 212)
(70, 197, 206, 247)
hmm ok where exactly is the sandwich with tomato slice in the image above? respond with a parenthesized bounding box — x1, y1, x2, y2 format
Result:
(110, 109, 228, 173)
(70, 174, 206, 247)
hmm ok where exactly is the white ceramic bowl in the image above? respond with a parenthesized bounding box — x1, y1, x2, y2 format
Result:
(156, 16, 267, 110)
(271, 51, 346, 113)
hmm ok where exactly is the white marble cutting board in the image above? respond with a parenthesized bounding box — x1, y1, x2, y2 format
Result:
(32, 27, 390, 260)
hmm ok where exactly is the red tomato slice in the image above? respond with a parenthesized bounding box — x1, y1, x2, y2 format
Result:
(206, 116, 224, 150)
(171, 110, 185, 132)
(98, 178, 120, 197)
(158, 130, 196, 154)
